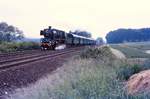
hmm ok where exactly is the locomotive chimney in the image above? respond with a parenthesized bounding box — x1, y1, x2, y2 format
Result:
(49, 26, 52, 30)
(40, 30, 44, 35)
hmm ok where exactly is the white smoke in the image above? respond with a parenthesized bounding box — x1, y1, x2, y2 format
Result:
(55, 45, 66, 50)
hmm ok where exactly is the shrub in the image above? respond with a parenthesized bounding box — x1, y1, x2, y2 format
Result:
(80, 46, 116, 61)
(0, 42, 40, 53)
(117, 58, 150, 80)
(117, 64, 142, 80)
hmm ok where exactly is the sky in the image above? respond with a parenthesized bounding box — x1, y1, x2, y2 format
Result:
(0, 0, 150, 39)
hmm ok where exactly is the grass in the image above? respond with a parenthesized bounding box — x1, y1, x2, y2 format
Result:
(0, 42, 40, 53)
(111, 43, 150, 58)
(122, 42, 150, 50)
(5, 46, 150, 99)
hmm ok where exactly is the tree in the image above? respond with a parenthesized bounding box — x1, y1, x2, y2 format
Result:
(106, 28, 150, 44)
(96, 37, 104, 45)
(0, 22, 24, 42)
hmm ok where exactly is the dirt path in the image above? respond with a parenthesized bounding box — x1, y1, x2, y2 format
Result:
(127, 69, 150, 94)
(110, 48, 126, 59)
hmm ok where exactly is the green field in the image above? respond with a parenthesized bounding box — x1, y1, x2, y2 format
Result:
(110, 42, 150, 58)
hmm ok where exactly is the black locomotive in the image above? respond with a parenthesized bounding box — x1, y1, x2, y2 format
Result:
(40, 26, 96, 50)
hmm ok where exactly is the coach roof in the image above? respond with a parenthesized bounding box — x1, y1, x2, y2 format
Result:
(68, 33, 95, 41)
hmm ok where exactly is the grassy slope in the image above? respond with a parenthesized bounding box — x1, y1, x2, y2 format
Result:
(5, 46, 150, 99)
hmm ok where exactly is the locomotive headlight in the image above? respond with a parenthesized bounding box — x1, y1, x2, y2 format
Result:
(44, 48, 47, 50)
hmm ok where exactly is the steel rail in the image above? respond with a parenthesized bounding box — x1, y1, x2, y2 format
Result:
(0, 48, 80, 70)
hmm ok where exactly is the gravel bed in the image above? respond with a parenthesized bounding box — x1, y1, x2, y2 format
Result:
(0, 51, 80, 98)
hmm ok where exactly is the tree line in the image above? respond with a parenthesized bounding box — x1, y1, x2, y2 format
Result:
(70, 30, 104, 44)
(106, 28, 150, 44)
(0, 22, 24, 42)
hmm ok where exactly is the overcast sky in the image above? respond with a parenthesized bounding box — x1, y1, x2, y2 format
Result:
(0, 0, 150, 39)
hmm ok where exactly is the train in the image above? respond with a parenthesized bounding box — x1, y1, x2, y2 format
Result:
(40, 26, 96, 50)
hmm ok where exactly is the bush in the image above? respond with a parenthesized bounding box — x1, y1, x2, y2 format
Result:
(0, 42, 40, 53)
(117, 58, 150, 80)
(117, 64, 142, 80)
(80, 46, 116, 61)
(16, 42, 40, 50)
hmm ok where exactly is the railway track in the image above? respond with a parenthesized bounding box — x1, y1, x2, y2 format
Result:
(0, 47, 81, 71)
(0, 50, 55, 61)
(0, 50, 42, 57)
(0, 47, 80, 60)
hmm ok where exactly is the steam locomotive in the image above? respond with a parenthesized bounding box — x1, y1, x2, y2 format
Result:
(40, 26, 96, 50)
